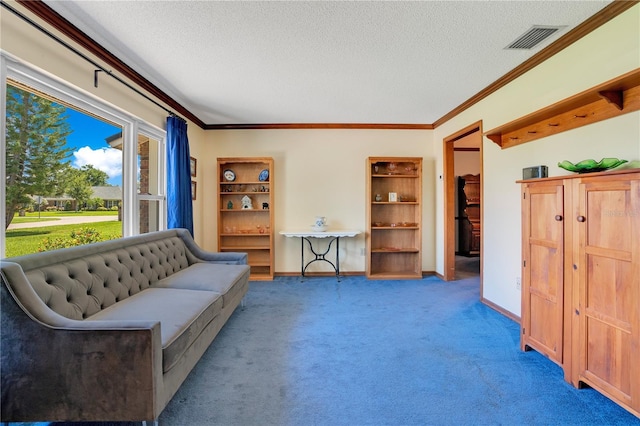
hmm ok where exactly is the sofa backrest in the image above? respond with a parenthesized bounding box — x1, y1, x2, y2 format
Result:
(2, 229, 197, 320)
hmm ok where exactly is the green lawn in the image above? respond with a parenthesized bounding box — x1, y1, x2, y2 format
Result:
(18, 210, 118, 218)
(11, 217, 60, 224)
(10, 210, 117, 224)
(5, 221, 122, 258)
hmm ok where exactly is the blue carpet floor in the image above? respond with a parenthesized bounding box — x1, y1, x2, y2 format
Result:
(15, 274, 640, 425)
(157, 275, 639, 425)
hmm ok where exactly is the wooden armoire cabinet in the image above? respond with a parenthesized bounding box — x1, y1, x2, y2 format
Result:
(520, 169, 639, 417)
(458, 174, 480, 256)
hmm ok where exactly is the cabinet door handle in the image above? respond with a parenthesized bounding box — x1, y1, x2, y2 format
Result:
(577, 215, 586, 222)
(555, 215, 563, 221)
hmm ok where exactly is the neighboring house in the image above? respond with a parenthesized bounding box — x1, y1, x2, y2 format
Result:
(88, 186, 122, 209)
(32, 186, 121, 211)
(28, 194, 72, 211)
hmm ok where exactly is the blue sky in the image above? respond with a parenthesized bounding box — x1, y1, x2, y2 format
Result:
(64, 107, 122, 186)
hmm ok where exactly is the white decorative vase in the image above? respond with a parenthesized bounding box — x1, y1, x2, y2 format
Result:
(312, 216, 327, 231)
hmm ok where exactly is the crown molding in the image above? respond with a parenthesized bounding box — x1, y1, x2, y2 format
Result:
(204, 123, 433, 130)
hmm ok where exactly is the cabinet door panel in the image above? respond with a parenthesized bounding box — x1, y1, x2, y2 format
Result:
(530, 244, 562, 300)
(529, 293, 561, 353)
(530, 191, 563, 242)
(585, 317, 632, 400)
(577, 177, 639, 412)
(585, 187, 632, 252)
(521, 182, 564, 364)
(585, 255, 633, 329)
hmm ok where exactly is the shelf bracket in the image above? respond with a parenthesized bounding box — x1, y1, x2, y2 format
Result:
(598, 90, 623, 110)
(486, 134, 502, 145)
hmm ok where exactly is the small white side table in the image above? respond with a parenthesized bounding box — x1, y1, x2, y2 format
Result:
(280, 230, 361, 279)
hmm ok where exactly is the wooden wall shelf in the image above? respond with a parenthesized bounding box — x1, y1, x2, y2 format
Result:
(485, 68, 640, 149)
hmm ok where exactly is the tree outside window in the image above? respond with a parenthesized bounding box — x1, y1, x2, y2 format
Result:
(4, 84, 124, 256)
(5, 85, 72, 229)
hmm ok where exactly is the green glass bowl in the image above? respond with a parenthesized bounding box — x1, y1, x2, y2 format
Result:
(558, 158, 628, 173)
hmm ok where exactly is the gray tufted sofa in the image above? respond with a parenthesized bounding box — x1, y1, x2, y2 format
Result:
(0, 228, 250, 423)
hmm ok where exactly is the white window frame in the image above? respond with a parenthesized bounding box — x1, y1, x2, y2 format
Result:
(1, 51, 167, 257)
(136, 124, 167, 235)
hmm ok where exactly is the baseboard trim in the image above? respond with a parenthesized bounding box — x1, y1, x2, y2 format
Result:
(275, 271, 437, 278)
(481, 297, 520, 324)
(275, 271, 364, 277)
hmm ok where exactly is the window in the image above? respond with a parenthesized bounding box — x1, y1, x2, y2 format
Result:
(1, 52, 166, 257)
(137, 132, 166, 234)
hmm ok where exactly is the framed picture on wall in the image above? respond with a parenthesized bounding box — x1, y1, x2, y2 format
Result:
(191, 181, 197, 200)
(190, 157, 197, 177)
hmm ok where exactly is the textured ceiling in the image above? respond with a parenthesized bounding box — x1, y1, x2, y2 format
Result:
(43, 0, 612, 126)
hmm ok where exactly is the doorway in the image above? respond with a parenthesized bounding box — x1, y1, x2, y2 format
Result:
(443, 121, 483, 285)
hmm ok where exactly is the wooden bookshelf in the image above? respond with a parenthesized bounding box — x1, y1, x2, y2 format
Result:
(217, 157, 274, 280)
(365, 157, 422, 279)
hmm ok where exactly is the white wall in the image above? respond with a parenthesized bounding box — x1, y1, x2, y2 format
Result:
(454, 151, 480, 177)
(199, 129, 436, 274)
(433, 4, 640, 316)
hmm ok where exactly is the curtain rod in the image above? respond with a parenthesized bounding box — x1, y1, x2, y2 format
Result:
(1, 0, 183, 121)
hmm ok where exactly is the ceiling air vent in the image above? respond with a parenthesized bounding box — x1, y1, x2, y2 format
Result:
(506, 25, 564, 50)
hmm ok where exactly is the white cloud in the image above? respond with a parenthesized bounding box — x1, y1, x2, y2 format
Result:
(73, 146, 122, 178)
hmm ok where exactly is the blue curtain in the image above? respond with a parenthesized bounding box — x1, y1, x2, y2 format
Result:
(166, 116, 194, 235)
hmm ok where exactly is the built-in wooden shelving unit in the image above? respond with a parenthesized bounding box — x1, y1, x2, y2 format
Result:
(485, 68, 640, 148)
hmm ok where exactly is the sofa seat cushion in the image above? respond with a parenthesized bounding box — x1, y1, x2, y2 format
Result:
(88, 288, 223, 373)
(153, 262, 250, 308)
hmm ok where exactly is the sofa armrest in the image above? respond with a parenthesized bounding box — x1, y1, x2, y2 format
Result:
(195, 250, 248, 264)
(175, 228, 248, 265)
(1, 265, 164, 422)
